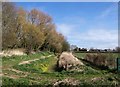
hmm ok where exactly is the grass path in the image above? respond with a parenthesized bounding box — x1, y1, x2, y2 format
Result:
(18, 55, 52, 65)
(2, 53, 54, 80)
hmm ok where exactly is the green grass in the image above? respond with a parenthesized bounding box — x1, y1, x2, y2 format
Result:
(2, 76, 30, 86)
(2, 52, 120, 86)
(13, 55, 56, 73)
(73, 52, 86, 59)
(2, 51, 53, 68)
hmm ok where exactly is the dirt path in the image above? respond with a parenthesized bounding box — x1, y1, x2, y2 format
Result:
(18, 55, 53, 65)
(2, 68, 29, 79)
(11, 68, 29, 75)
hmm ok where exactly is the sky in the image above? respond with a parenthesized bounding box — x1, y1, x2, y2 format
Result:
(15, 2, 118, 49)
(8, 0, 120, 2)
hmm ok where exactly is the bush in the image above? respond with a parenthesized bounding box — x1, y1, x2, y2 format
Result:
(85, 53, 116, 69)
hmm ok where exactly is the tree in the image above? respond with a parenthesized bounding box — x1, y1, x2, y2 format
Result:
(21, 23, 45, 52)
(17, 8, 46, 52)
(115, 47, 120, 52)
(2, 2, 18, 49)
(46, 28, 62, 53)
(0, 2, 2, 50)
(70, 45, 77, 51)
(28, 9, 52, 28)
(62, 40, 70, 52)
(2, 2, 70, 53)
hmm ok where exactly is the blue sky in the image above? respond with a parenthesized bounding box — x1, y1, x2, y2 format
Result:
(15, 2, 118, 49)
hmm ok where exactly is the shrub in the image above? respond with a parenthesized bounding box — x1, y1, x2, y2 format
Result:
(85, 53, 116, 69)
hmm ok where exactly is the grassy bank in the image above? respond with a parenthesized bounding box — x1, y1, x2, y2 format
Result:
(2, 52, 120, 86)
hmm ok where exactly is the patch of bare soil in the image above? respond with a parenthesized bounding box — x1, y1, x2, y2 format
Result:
(11, 68, 29, 74)
(3, 74, 20, 79)
(0, 49, 26, 57)
(18, 55, 52, 65)
(3, 68, 29, 79)
(53, 78, 79, 87)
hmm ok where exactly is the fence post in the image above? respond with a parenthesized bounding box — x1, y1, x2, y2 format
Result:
(117, 58, 120, 72)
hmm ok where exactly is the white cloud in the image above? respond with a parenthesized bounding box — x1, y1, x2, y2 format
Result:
(56, 16, 86, 38)
(69, 29, 118, 49)
(97, 3, 118, 19)
(55, 3, 118, 49)
(56, 23, 75, 37)
(57, 23, 118, 49)
(57, 21, 118, 48)
(77, 29, 117, 41)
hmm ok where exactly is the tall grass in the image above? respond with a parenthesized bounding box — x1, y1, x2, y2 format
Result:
(85, 53, 117, 69)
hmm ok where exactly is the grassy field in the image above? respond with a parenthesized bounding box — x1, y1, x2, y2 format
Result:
(2, 52, 120, 86)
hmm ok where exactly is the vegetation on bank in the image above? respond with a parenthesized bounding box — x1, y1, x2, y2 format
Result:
(2, 52, 120, 86)
(74, 52, 118, 70)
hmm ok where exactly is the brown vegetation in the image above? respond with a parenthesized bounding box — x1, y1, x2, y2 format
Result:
(85, 53, 116, 69)
(2, 2, 70, 53)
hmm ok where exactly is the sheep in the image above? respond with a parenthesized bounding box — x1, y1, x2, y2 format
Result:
(57, 52, 84, 71)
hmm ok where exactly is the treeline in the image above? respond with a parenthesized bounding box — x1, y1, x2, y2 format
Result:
(2, 2, 70, 53)
(73, 46, 120, 53)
